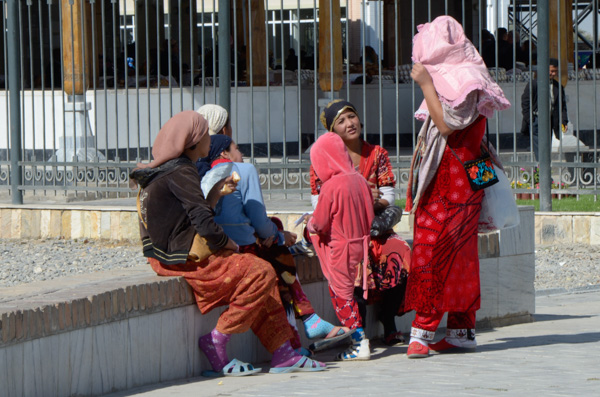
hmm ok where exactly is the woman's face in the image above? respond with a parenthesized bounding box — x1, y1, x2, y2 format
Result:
(197, 132, 211, 158)
(332, 110, 361, 143)
(222, 141, 244, 163)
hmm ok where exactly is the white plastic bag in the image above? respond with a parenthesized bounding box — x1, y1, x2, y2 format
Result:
(478, 168, 520, 233)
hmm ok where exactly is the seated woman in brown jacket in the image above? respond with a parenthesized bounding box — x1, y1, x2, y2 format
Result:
(130, 110, 325, 376)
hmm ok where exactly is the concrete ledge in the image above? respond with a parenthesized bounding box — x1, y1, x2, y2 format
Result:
(0, 206, 535, 396)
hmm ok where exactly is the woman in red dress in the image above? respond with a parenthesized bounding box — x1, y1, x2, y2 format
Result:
(405, 16, 510, 358)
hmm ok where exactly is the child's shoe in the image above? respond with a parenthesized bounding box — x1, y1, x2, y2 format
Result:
(335, 328, 370, 361)
(288, 237, 315, 257)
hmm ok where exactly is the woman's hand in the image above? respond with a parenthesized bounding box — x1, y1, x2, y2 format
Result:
(411, 62, 454, 136)
(411, 63, 433, 88)
(224, 238, 239, 252)
(205, 176, 239, 208)
(282, 231, 298, 247)
(259, 235, 275, 248)
(371, 187, 382, 203)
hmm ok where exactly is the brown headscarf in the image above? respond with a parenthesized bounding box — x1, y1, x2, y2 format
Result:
(136, 110, 209, 169)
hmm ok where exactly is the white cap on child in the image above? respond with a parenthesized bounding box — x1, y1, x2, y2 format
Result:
(196, 104, 228, 135)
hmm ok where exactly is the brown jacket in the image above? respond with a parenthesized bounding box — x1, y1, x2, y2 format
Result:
(131, 156, 229, 265)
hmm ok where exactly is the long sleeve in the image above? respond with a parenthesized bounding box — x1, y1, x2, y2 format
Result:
(560, 85, 569, 124)
(307, 186, 333, 235)
(168, 165, 229, 250)
(239, 164, 280, 240)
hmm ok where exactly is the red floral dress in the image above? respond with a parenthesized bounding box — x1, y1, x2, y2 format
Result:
(405, 116, 486, 314)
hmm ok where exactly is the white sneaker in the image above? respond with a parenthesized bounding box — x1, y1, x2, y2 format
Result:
(335, 338, 371, 361)
(288, 238, 315, 257)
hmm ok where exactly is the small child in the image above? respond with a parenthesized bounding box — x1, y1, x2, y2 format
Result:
(307, 132, 375, 360)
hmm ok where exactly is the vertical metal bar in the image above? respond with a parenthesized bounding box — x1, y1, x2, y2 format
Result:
(122, 0, 130, 163)
(101, 0, 109, 163)
(133, 0, 141, 167)
(219, 0, 230, 111)
(248, 0, 254, 160)
(394, 0, 399, 164)
(574, 0, 581, 194)
(8, 0, 23, 204)
(201, 0, 206, 103)
(80, 0, 89, 195)
(27, 2, 36, 172)
(361, 0, 366, 137)
(344, 0, 349, 101)
(296, 0, 301, 169)
(537, 0, 551, 211)
(411, 0, 416, 148)
(280, 1, 287, 186)
(233, 0, 238, 143)
(190, 0, 195, 108)
(313, 0, 317, 143)
(90, 0, 99, 196)
(265, 0, 271, 178)
(593, 0, 598, 199)
(111, 0, 119, 162)
(48, 0, 57, 194)
(3, 0, 10, 171)
(178, 0, 183, 108)
(145, 0, 151, 160)
(38, 0, 46, 180)
(211, 0, 217, 103)
(377, 0, 382, 146)
(328, 0, 333, 98)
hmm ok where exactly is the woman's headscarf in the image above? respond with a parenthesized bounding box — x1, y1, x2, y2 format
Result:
(319, 100, 360, 131)
(310, 132, 355, 182)
(196, 134, 233, 180)
(197, 104, 229, 135)
(412, 15, 510, 121)
(136, 111, 209, 169)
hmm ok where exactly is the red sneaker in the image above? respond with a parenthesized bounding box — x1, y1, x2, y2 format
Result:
(406, 341, 430, 359)
(429, 338, 476, 353)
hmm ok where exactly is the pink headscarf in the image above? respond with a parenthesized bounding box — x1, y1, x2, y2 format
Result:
(412, 15, 510, 121)
(137, 111, 209, 169)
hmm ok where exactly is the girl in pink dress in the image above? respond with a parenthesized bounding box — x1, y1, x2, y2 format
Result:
(307, 132, 375, 360)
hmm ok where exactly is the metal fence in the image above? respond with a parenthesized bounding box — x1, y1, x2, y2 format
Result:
(0, 0, 599, 204)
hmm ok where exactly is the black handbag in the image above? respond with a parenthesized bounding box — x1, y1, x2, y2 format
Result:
(448, 123, 499, 191)
(370, 205, 403, 237)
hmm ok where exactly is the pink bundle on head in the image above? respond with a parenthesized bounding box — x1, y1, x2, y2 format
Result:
(412, 15, 510, 121)
(137, 110, 209, 169)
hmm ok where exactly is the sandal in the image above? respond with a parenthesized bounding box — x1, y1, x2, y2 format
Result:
(383, 331, 405, 346)
(309, 326, 356, 352)
(269, 356, 326, 374)
(201, 358, 262, 377)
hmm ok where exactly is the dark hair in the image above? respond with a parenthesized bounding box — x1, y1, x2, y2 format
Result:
(549, 58, 559, 67)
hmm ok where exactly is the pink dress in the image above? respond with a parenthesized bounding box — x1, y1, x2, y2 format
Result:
(307, 132, 374, 300)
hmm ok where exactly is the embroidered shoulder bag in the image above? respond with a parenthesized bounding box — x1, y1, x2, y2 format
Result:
(448, 123, 499, 191)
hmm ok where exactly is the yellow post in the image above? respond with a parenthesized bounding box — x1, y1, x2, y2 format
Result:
(247, 0, 268, 86)
(318, 0, 343, 92)
(61, 0, 93, 95)
(550, 0, 573, 86)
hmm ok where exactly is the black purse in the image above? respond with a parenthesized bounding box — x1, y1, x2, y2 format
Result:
(448, 123, 499, 191)
(370, 205, 402, 237)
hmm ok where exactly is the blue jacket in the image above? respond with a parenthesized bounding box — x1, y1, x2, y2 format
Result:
(204, 162, 285, 246)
